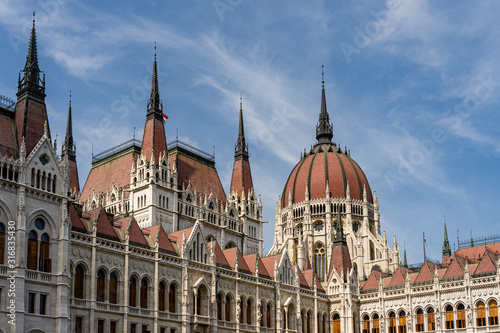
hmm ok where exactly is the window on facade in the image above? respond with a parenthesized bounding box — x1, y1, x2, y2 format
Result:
(140, 278, 148, 308)
(27, 231, 38, 270)
(195, 291, 201, 315)
(129, 276, 137, 307)
(445, 305, 454, 329)
(388, 312, 396, 333)
(0, 222, 5, 265)
(490, 300, 499, 325)
(314, 243, 325, 282)
(225, 295, 231, 321)
(333, 313, 340, 333)
(427, 308, 435, 331)
(415, 308, 424, 332)
(39, 233, 51, 272)
(240, 300, 244, 324)
(96, 269, 106, 302)
(266, 303, 271, 328)
(109, 272, 118, 304)
(260, 303, 264, 327)
(457, 303, 465, 328)
(477, 301, 486, 326)
(98, 319, 104, 333)
(74, 265, 85, 299)
(39, 294, 47, 315)
(398, 311, 406, 333)
(159, 282, 166, 312)
(217, 293, 222, 320)
(131, 323, 137, 333)
(28, 292, 36, 313)
(110, 321, 117, 333)
(76, 316, 83, 333)
(363, 315, 370, 333)
(372, 314, 380, 333)
(169, 284, 176, 313)
(247, 299, 252, 325)
(283, 310, 287, 330)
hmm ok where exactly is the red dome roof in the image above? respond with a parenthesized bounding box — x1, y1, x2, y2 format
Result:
(282, 143, 372, 207)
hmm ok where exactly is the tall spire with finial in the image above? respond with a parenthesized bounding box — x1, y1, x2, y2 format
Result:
(15, 12, 50, 156)
(230, 95, 254, 199)
(403, 243, 408, 267)
(62, 91, 80, 195)
(316, 64, 333, 145)
(141, 42, 167, 163)
(442, 215, 451, 258)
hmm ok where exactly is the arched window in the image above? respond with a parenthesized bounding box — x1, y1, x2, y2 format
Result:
(0, 223, 5, 265)
(159, 282, 166, 311)
(445, 305, 454, 329)
(217, 293, 223, 320)
(363, 315, 370, 333)
(109, 272, 118, 304)
(140, 278, 149, 308)
(489, 300, 499, 325)
(247, 299, 252, 325)
(169, 283, 176, 313)
(457, 303, 465, 328)
(74, 265, 85, 299)
(427, 308, 435, 331)
(96, 269, 106, 302)
(415, 309, 424, 332)
(314, 243, 325, 282)
(266, 303, 271, 328)
(373, 314, 380, 333)
(398, 311, 406, 333)
(301, 310, 305, 332)
(333, 313, 341, 333)
(129, 276, 137, 307)
(27, 231, 38, 270)
(388, 312, 396, 333)
(39, 233, 51, 272)
(477, 301, 486, 326)
(307, 311, 311, 333)
(225, 295, 231, 321)
(283, 310, 287, 330)
(239, 299, 244, 323)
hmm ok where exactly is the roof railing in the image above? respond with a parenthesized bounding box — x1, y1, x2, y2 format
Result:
(92, 138, 142, 163)
(0, 95, 15, 110)
(458, 234, 500, 249)
(167, 139, 215, 162)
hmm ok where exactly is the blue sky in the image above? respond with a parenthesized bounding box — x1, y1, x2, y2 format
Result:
(1, 0, 500, 264)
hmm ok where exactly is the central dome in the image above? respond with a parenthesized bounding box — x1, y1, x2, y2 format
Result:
(281, 143, 372, 207)
(281, 69, 372, 207)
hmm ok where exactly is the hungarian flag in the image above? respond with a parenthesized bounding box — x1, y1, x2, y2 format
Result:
(162, 113, 169, 123)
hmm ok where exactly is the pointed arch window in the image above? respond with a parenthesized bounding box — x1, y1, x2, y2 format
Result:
(0, 223, 5, 265)
(388, 312, 396, 333)
(169, 283, 176, 313)
(27, 231, 38, 270)
(140, 277, 149, 308)
(225, 294, 231, 321)
(159, 282, 166, 311)
(489, 300, 498, 325)
(96, 269, 106, 302)
(398, 310, 406, 333)
(306, 311, 311, 333)
(477, 301, 486, 326)
(74, 265, 85, 299)
(39, 233, 51, 272)
(314, 243, 325, 282)
(445, 305, 454, 329)
(247, 299, 252, 325)
(266, 303, 271, 328)
(415, 308, 424, 332)
(109, 272, 118, 304)
(363, 315, 370, 333)
(373, 313, 380, 333)
(217, 293, 223, 320)
(457, 303, 465, 328)
(332, 313, 340, 333)
(427, 308, 435, 331)
(129, 276, 137, 307)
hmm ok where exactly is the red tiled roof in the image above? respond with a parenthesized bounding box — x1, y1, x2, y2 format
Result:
(413, 262, 434, 284)
(68, 159, 80, 193)
(243, 254, 270, 277)
(302, 270, 324, 291)
(168, 227, 193, 252)
(443, 242, 500, 266)
(84, 209, 120, 241)
(223, 247, 251, 273)
(282, 144, 372, 207)
(409, 272, 418, 284)
(142, 225, 178, 255)
(329, 244, 352, 279)
(15, 99, 49, 156)
(294, 266, 309, 288)
(141, 117, 167, 164)
(81, 150, 137, 202)
(362, 271, 384, 291)
(114, 216, 149, 247)
(69, 203, 87, 231)
(230, 159, 254, 198)
(0, 110, 16, 158)
(169, 151, 226, 203)
(208, 241, 231, 268)
(442, 257, 464, 279)
(473, 251, 496, 275)
(261, 255, 281, 278)
(388, 267, 406, 287)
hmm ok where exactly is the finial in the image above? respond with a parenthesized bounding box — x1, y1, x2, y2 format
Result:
(33, 11, 36, 25)
(322, 63, 324, 88)
(176, 128, 178, 141)
(69, 89, 72, 105)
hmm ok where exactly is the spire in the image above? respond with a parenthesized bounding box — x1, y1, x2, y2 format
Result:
(18, 12, 45, 99)
(316, 64, 333, 145)
(403, 243, 407, 268)
(147, 42, 162, 116)
(442, 216, 451, 257)
(141, 44, 167, 163)
(235, 94, 249, 160)
(62, 91, 76, 160)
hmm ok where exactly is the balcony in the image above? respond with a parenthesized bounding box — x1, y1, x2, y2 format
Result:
(193, 315, 211, 325)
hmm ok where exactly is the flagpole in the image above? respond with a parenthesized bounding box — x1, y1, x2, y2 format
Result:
(423, 232, 427, 262)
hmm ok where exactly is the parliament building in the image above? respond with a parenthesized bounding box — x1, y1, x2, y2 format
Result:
(1, 18, 500, 333)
